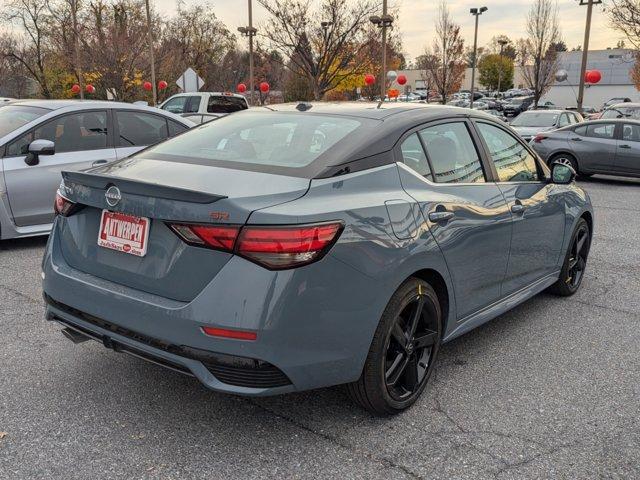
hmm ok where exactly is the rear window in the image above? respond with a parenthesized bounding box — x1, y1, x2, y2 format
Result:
(0, 105, 50, 137)
(207, 96, 248, 114)
(511, 111, 558, 127)
(601, 106, 640, 120)
(138, 112, 362, 169)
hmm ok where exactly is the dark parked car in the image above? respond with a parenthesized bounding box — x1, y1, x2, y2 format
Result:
(600, 102, 640, 120)
(43, 103, 593, 415)
(503, 96, 534, 116)
(530, 118, 640, 178)
(511, 109, 583, 142)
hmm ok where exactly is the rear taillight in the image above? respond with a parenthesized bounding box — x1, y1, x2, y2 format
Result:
(168, 221, 343, 269)
(533, 134, 548, 143)
(54, 191, 77, 216)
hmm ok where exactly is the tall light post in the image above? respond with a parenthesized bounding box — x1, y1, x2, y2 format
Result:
(576, 0, 601, 114)
(370, 1, 394, 101)
(238, 1, 258, 106)
(497, 38, 508, 95)
(144, 0, 157, 106)
(71, 0, 83, 99)
(469, 6, 487, 109)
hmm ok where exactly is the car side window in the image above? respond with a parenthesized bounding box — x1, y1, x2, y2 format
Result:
(418, 122, 485, 183)
(476, 122, 541, 182)
(399, 133, 433, 181)
(574, 125, 587, 136)
(168, 120, 189, 137)
(6, 111, 108, 156)
(586, 123, 615, 139)
(558, 114, 570, 127)
(162, 96, 200, 114)
(115, 111, 168, 147)
(622, 123, 640, 142)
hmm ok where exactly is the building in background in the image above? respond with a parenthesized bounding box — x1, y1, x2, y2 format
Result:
(392, 49, 638, 108)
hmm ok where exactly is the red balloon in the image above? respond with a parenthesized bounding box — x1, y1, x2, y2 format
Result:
(397, 74, 407, 86)
(259, 82, 270, 93)
(237, 83, 247, 93)
(158, 80, 168, 90)
(71, 84, 81, 94)
(364, 74, 375, 86)
(143, 81, 153, 91)
(585, 69, 602, 84)
(85, 84, 95, 94)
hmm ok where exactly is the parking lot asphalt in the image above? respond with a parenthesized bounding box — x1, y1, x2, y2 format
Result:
(1, 176, 639, 480)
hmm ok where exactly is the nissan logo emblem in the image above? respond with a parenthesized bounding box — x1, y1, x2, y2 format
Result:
(105, 186, 122, 207)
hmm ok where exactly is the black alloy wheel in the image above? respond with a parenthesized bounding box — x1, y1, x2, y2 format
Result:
(548, 218, 591, 296)
(347, 279, 442, 415)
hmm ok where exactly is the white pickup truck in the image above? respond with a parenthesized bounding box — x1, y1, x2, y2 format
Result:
(159, 92, 248, 124)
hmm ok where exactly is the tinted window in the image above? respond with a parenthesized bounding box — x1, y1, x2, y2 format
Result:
(0, 105, 50, 137)
(115, 111, 168, 147)
(585, 123, 615, 139)
(7, 111, 108, 156)
(139, 112, 361, 168)
(400, 133, 433, 181)
(168, 120, 188, 137)
(477, 122, 541, 182)
(161, 96, 200, 114)
(622, 123, 640, 142)
(419, 122, 485, 183)
(207, 96, 248, 114)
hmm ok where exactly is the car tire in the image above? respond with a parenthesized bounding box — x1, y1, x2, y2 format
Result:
(547, 218, 591, 296)
(347, 278, 442, 416)
(549, 153, 579, 174)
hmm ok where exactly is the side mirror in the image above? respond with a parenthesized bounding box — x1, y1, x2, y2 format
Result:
(25, 139, 55, 166)
(550, 162, 576, 185)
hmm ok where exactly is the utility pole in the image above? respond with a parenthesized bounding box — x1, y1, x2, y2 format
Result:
(238, 1, 257, 106)
(469, 7, 487, 109)
(370, 2, 394, 101)
(144, 0, 157, 106)
(497, 38, 508, 94)
(71, 0, 83, 99)
(576, 0, 601, 114)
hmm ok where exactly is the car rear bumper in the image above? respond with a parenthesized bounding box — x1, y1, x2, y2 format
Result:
(42, 220, 385, 396)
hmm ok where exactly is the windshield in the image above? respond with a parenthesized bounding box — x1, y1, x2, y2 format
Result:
(601, 106, 640, 119)
(0, 105, 50, 137)
(511, 112, 558, 127)
(138, 111, 362, 169)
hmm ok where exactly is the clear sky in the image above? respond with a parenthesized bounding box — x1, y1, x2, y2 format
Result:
(153, 0, 621, 63)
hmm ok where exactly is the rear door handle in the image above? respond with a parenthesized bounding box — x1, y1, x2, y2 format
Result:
(511, 204, 525, 214)
(570, 137, 582, 141)
(92, 159, 108, 166)
(619, 144, 632, 149)
(428, 211, 455, 222)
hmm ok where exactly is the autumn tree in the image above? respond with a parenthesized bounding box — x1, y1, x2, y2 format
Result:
(486, 35, 517, 59)
(520, 0, 561, 107)
(423, 1, 466, 104)
(478, 54, 514, 91)
(258, 0, 377, 100)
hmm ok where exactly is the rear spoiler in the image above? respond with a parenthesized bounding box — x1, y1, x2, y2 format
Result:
(61, 171, 227, 204)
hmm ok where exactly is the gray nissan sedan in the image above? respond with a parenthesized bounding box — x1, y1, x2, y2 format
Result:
(43, 103, 593, 415)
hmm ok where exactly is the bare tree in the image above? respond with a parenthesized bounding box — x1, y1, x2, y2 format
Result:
(258, 0, 377, 100)
(520, 0, 561, 107)
(609, 0, 640, 49)
(423, 1, 465, 104)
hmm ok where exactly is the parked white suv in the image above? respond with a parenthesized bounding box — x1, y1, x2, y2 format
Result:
(159, 92, 248, 122)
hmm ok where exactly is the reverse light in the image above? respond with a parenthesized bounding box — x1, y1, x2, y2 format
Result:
(54, 191, 77, 216)
(168, 221, 344, 269)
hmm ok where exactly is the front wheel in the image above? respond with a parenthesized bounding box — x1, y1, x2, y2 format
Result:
(548, 218, 591, 296)
(347, 278, 442, 415)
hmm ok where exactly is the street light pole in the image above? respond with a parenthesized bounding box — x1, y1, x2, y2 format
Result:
(576, 0, 601, 114)
(144, 0, 157, 106)
(469, 6, 487, 109)
(369, 3, 394, 101)
(238, 1, 257, 106)
(71, 0, 83, 99)
(497, 39, 508, 94)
